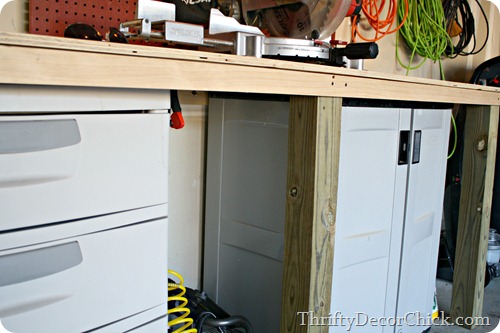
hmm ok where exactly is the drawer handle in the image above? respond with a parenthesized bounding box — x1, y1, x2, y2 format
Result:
(0, 119, 81, 154)
(0, 241, 83, 287)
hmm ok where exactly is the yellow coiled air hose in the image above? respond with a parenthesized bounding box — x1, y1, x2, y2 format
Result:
(168, 269, 197, 333)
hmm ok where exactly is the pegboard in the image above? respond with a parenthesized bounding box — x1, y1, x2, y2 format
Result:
(29, 0, 138, 38)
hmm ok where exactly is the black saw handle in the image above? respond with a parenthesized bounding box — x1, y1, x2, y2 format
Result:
(341, 42, 379, 59)
(329, 42, 379, 66)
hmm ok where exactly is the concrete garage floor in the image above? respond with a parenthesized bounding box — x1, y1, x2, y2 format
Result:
(431, 278, 500, 332)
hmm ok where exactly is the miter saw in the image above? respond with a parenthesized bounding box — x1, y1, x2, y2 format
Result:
(119, 0, 378, 67)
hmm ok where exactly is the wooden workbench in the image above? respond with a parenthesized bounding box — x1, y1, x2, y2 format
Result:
(0, 31, 499, 332)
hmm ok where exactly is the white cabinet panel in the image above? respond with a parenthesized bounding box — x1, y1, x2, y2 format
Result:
(204, 97, 288, 333)
(396, 109, 451, 333)
(0, 113, 169, 231)
(0, 214, 168, 333)
(330, 107, 409, 333)
(0, 85, 170, 113)
(125, 315, 169, 333)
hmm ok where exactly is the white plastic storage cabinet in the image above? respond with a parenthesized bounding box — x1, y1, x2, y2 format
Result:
(204, 96, 288, 333)
(0, 86, 170, 333)
(331, 105, 450, 333)
(204, 95, 451, 333)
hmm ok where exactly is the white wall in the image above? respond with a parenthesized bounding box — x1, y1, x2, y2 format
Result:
(0, 0, 26, 32)
(168, 91, 207, 288)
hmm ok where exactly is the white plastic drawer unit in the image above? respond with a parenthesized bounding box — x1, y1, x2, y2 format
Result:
(0, 206, 169, 333)
(0, 113, 169, 231)
(0, 86, 170, 332)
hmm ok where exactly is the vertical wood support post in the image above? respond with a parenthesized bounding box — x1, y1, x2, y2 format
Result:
(451, 105, 499, 329)
(281, 96, 342, 333)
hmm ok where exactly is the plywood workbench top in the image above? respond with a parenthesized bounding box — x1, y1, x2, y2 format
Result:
(0, 31, 499, 106)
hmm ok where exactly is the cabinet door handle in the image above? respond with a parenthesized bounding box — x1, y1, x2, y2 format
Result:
(412, 130, 422, 164)
(398, 130, 410, 165)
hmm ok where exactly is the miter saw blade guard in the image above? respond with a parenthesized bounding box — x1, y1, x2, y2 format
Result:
(241, 0, 352, 40)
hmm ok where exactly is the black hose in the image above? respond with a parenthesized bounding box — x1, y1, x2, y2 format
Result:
(442, 0, 489, 57)
(170, 90, 182, 113)
(204, 315, 254, 333)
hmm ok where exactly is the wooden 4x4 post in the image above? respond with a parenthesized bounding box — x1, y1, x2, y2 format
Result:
(281, 96, 342, 333)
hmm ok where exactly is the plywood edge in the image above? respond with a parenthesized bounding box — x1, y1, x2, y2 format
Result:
(1, 43, 499, 106)
(1, 31, 499, 100)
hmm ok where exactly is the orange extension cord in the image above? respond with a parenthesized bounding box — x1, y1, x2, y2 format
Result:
(351, 0, 409, 42)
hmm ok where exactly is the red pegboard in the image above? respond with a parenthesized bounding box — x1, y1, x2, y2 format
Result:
(29, 0, 138, 38)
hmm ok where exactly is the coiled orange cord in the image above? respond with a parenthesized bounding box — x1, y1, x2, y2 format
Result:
(351, 0, 409, 42)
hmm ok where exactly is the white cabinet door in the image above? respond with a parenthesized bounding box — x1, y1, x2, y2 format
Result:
(395, 109, 451, 333)
(329, 107, 410, 333)
(204, 97, 289, 333)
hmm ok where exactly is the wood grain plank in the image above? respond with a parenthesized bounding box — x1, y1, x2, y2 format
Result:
(0, 31, 498, 96)
(0, 32, 500, 105)
(1, 44, 499, 105)
(281, 96, 341, 333)
(451, 105, 499, 329)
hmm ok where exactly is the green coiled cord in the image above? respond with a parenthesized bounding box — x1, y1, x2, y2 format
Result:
(396, 0, 453, 80)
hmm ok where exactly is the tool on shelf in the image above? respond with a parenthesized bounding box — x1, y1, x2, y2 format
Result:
(118, 0, 378, 67)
